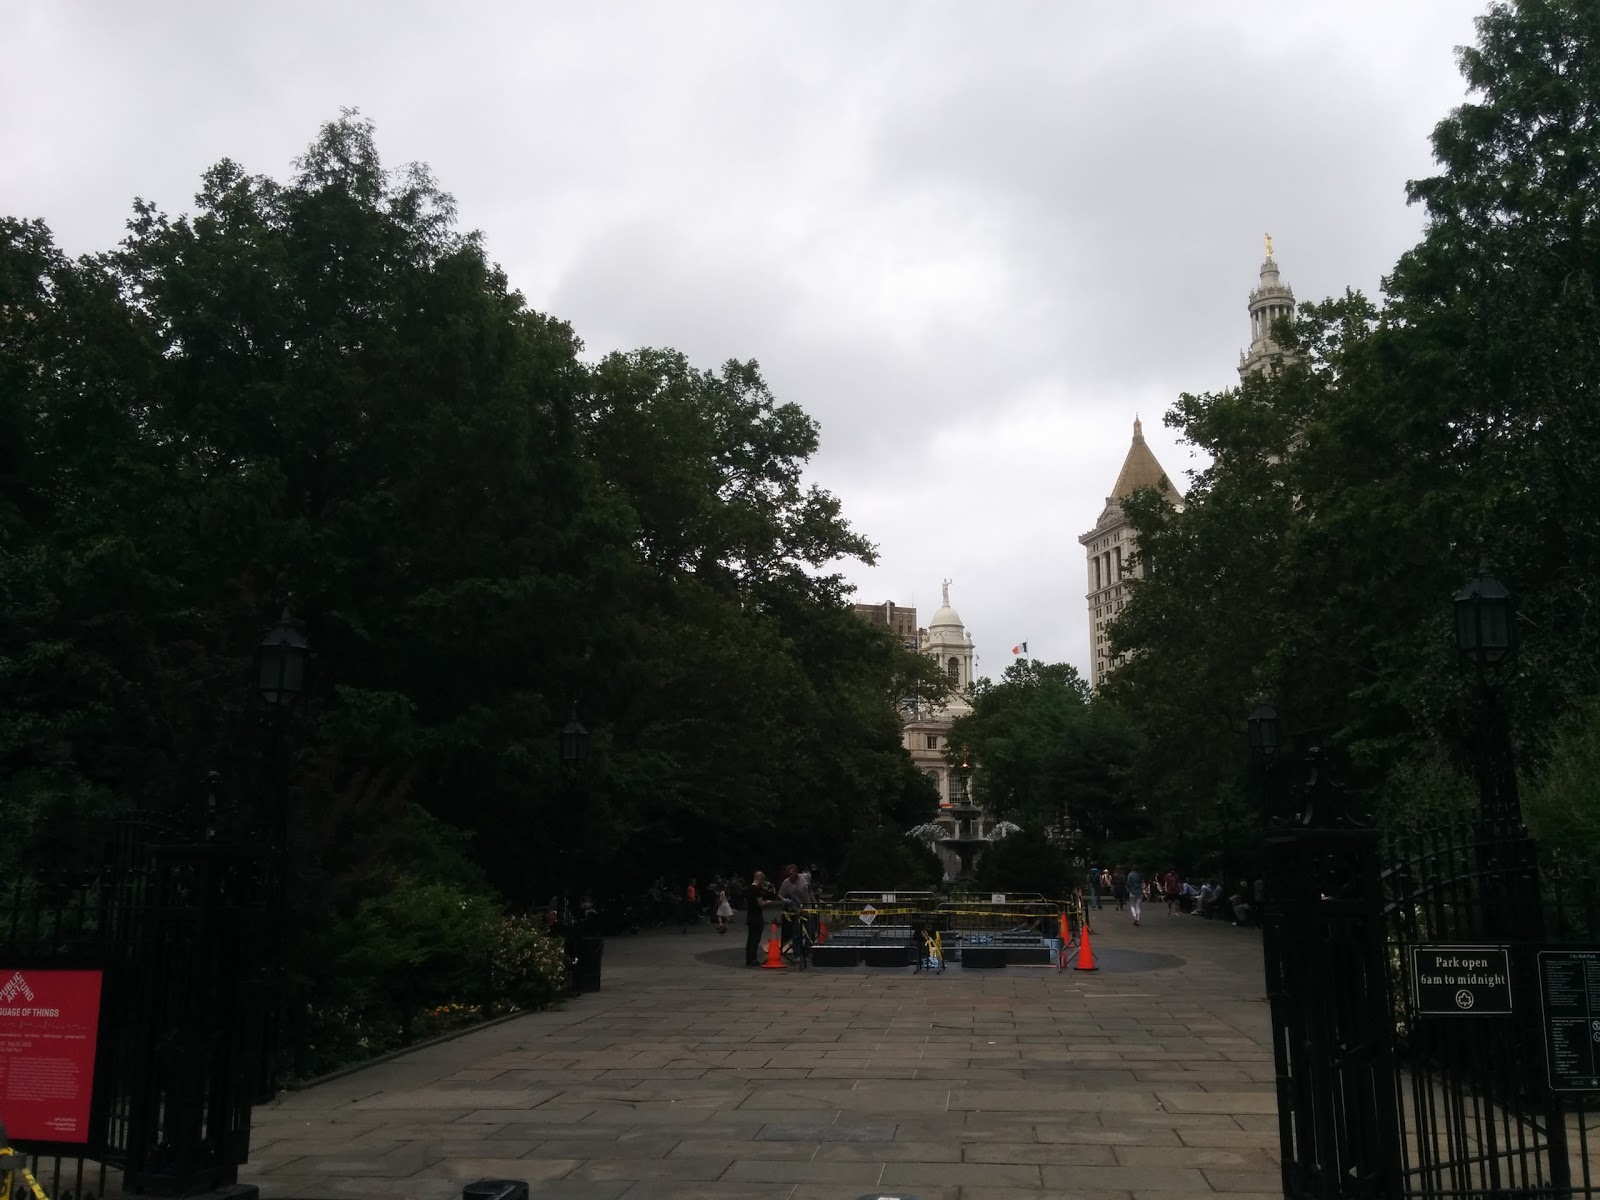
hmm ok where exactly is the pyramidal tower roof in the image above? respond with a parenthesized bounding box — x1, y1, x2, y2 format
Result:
(1109, 417, 1182, 501)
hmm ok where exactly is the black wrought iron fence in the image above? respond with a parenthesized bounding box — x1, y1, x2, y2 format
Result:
(1381, 817, 1598, 1199)
(0, 817, 272, 1197)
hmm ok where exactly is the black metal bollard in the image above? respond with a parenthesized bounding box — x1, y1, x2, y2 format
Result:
(463, 1180, 528, 1200)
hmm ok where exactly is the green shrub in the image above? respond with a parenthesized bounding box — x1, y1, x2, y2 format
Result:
(490, 913, 569, 1009)
(1525, 694, 1600, 864)
(336, 880, 499, 1041)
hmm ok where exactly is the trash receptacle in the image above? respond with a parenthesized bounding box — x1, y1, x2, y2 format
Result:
(568, 934, 603, 993)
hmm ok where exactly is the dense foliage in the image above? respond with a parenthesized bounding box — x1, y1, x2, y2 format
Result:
(946, 660, 1140, 864)
(0, 114, 942, 1074)
(973, 831, 1076, 899)
(834, 824, 945, 893)
(1103, 0, 1600, 866)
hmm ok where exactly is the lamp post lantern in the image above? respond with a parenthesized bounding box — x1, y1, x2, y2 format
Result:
(257, 609, 308, 707)
(257, 609, 306, 860)
(1453, 560, 1517, 686)
(560, 705, 590, 765)
(1247, 702, 1282, 766)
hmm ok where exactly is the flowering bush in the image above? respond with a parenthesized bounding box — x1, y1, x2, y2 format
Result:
(289, 890, 573, 1083)
(489, 913, 568, 1009)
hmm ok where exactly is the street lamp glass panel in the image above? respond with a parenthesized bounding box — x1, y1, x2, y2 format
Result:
(257, 615, 308, 705)
(1453, 567, 1516, 673)
(1247, 703, 1281, 762)
(560, 713, 590, 764)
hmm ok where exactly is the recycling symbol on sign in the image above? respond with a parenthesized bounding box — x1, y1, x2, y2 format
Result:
(1455, 989, 1475, 1010)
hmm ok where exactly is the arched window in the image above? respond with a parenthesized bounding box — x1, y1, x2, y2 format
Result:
(947, 656, 960, 685)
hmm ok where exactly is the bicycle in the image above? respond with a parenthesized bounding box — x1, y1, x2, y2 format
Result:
(0, 1123, 50, 1200)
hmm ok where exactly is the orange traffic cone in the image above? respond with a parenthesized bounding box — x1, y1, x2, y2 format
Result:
(818, 918, 829, 944)
(761, 922, 788, 969)
(1073, 921, 1099, 972)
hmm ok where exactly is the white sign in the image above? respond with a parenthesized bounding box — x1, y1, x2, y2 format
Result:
(859, 905, 878, 926)
(991, 893, 1007, 903)
(881, 893, 896, 903)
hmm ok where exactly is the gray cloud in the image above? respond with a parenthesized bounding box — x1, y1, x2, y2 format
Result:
(1, 0, 1487, 675)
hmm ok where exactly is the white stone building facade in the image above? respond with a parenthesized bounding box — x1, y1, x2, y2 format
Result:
(1077, 419, 1182, 688)
(856, 582, 977, 809)
(1077, 241, 1295, 686)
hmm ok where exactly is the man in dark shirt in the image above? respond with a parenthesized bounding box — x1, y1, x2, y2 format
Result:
(745, 871, 774, 965)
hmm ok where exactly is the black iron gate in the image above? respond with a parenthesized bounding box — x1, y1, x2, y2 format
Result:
(1383, 821, 1597, 1198)
(1263, 750, 1600, 1198)
(0, 816, 272, 1196)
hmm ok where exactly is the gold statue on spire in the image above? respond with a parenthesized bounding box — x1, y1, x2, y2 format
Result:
(1265, 232, 1274, 258)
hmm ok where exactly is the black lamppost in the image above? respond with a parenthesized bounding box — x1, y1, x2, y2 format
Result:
(559, 704, 603, 993)
(1215, 793, 1231, 900)
(560, 704, 590, 766)
(1451, 560, 1536, 931)
(556, 703, 590, 914)
(1452, 561, 1522, 830)
(1452, 563, 1572, 1190)
(257, 609, 308, 857)
(1453, 560, 1517, 689)
(1247, 702, 1282, 769)
(255, 608, 307, 1090)
(1247, 700, 1282, 845)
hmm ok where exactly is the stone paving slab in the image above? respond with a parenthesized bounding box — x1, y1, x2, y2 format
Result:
(244, 910, 1279, 1198)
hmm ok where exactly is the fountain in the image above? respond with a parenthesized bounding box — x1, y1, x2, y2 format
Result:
(909, 800, 1019, 881)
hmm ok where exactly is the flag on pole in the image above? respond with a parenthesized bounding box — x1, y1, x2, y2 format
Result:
(1011, 641, 1028, 655)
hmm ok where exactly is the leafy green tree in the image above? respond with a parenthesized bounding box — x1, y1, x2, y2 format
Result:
(974, 832, 1075, 898)
(835, 823, 944, 892)
(336, 881, 500, 1042)
(1109, 0, 1600, 857)
(0, 112, 952, 1080)
(947, 660, 1139, 859)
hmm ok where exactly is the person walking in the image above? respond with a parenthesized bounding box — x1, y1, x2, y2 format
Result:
(1086, 866, 1102, 910)
(681, 878, 698, 934)
(714, 882, 732, 933)
(1111, 868, 1128, 912)
(779, 865, 809, 958)
(745, 871, 773, 965)
(1125, 866, 1144, 926)
(1164, 869, 1181, 917)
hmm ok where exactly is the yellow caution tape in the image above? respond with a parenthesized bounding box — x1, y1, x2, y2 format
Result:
(0, 1148, 50, 1200)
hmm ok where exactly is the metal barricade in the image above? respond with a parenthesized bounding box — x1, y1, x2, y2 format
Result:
(808, 896, 1083, 969)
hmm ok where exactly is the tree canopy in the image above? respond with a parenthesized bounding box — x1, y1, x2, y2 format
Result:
(946, 659, 1139, 862)
(0, 113, 940, 940)
(1102, 0, 1600, 863)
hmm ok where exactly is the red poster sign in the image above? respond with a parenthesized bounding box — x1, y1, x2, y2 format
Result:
(0, 970, 102, 1143)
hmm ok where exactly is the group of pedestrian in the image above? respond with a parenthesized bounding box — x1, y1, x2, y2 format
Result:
(1085, 865, 1262, 928)
(741, 864, 818, 966)
(678, 876, 740, 934)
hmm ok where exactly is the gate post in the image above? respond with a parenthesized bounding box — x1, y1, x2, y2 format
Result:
(1259, 743, 1404, 1200)
(118, 842, 270, 1195)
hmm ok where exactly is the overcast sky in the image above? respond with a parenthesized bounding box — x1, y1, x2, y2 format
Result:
(2, 1, 1487, 680)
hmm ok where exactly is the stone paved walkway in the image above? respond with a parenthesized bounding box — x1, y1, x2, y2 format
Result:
(243, 908, 1280, 1200)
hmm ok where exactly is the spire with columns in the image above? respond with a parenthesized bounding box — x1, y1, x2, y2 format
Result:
(1239, 236, 1295, 379)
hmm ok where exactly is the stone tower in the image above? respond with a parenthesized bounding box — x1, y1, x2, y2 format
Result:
(1077, 419, 1182, 689)
(922, 581, 975, 705)
(1239, 234, 1295, 378)
(898, 582, 976, 808)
